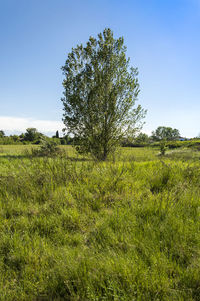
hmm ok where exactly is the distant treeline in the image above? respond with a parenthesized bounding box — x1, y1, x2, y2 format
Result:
(0, 127, 200, 148)
(122, 139, 200, 150)
(0, 128, 72, 145)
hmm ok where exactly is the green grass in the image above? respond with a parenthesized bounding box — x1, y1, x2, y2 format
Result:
(0, 145, 200, 300)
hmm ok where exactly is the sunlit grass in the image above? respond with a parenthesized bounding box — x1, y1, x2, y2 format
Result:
(0, 145, 200, 300)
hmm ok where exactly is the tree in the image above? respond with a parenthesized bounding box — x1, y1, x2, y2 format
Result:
(10, 135, 20, 142)
(0, 130, 5, 138)
(135, 133, 149, 144)
(56, 130, 59, 139)
(151, 126, 180, 141)
(61, 28, 146, 160)
(24, 128, 42, 142)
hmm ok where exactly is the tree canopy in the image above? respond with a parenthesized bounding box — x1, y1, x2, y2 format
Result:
(61, 28, 146, 160)
(151, 126, 180, 141)
(0, 130, 5, 138)
(24, 128, 43, 142)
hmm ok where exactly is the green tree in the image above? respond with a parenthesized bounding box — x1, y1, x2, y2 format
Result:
(52, 131, 60, 139)
(61, 28, 146, 160)
(10, 135, 20, 142)
(135, 133, 149, 144)
(151, 126, 180, 141)
(24, 128, 42, 142)
(56, 130, 59, 139)
(0, 130, 5, 138)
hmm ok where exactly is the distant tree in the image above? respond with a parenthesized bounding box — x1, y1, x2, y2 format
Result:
(151, 126, 180, 141)
(60, 135, 73, 145)
(135, 133, 149, 143)
(24, 128, 42, 142)
(19, 133, 25, 141)
(56, 130, 59, 138)
(61, 28, 146, 160)
(10, 135, 20, 142)
(0, 130, 5, 138)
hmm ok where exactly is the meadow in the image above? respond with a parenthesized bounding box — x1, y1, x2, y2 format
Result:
(0, 145, 200, 300)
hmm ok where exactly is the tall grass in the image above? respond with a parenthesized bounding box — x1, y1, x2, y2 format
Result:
(0, 146, 200, 300)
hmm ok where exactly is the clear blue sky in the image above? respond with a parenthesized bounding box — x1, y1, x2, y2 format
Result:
(0, 0, 199, 137)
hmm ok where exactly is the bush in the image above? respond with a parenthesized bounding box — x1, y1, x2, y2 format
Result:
(31, 138, 61, 157)
(167, 142, 181, 149)
(160, 140, 167, 155)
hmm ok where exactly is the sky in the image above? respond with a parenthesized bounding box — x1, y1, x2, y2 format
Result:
(0, 0, 200, 137)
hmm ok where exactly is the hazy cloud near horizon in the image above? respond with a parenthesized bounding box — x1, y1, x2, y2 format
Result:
(0, 116, 64, 135)
(0, 115, 198, 138)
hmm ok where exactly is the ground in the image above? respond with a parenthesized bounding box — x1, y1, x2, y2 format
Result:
(0, 145, 200, 300)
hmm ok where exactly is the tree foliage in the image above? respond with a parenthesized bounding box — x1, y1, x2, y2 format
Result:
(56, 130, 59, 139)
(0, 130, 5, 138)
(61, 28, 146, 160)
(32, 138, 60, 157)
(152, 126, 180, 141)
(24, 128, 42, 142)
(135, 133, 149, 143)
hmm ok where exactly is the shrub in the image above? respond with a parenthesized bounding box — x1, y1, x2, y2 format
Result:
(159, 140, 167, 155)
(32, 138, 61, 157)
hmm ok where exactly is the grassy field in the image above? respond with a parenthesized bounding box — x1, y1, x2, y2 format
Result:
(0, 145, 200, 300)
